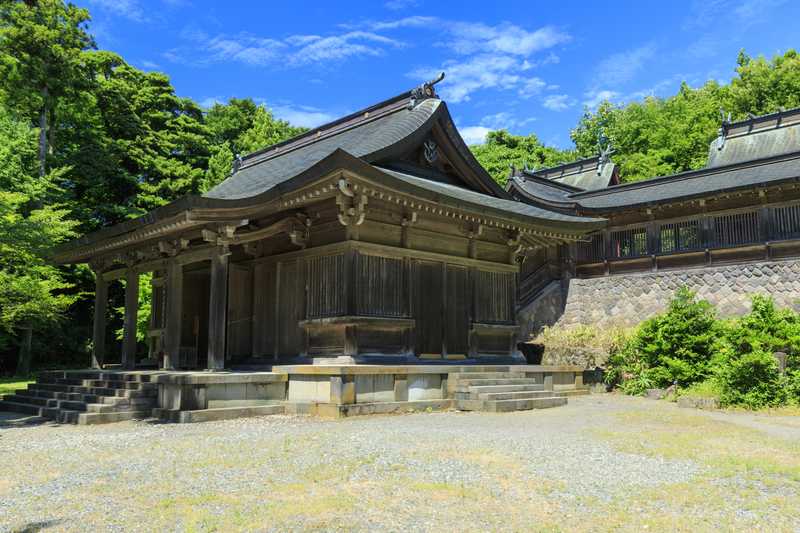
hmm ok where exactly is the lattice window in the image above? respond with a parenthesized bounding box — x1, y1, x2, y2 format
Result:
(306, 254, 346, 318)
(773, 204, 800, 241)
(713, 211, 759, 247)
(659, 219, 703, 253)
(609, 227, 648, 259)
(474, 270, 514, 324)
(577, 233, 605, 263)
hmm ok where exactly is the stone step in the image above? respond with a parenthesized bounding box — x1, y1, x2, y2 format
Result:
(455, 390, 555, 401)
(0, 400, 42, 416)
(86, 399, 156, 413)
(456, 384, 545, 395)
(451, 372, 527, 381)
(156, 404, 285, 424)
(455, 366, 513, 373)
(554, 388, 590, 397)
(456, 396, 567, 412)
(40, 407, 80, 423)
(455, 378, 539, 387)
(3, 394, 51, 407)
(77, 410, 152, 425)
(16, 389, 101, 403)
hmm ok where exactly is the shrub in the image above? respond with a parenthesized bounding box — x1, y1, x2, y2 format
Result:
(715, 348, 787, 409)
(606, 287, 719, 393)
(785, 370, 800, 406)
(535, 324, 632, 368)
(712, 295, 800, 408)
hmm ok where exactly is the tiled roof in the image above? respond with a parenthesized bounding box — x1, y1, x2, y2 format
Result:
(206, 98, 440, 200)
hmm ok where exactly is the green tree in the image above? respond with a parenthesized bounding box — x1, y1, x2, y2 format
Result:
(201, 99, 305, 192)
(470, 130, 576, 186)
(570, 49, 800, 183)
(0, 0, 94, 177)
(0, 110, 79, 375)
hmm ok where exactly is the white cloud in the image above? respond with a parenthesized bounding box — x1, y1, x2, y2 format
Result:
(444, 23, 570, 57)
(459, 126, 492, 145)
(518, 77, 547, 99)
(87, 0, 146, 22)
(199, 96, 224, 109)
(270, 104, 337, 128)
(170, 28, 403, 68)
(406, 21, 569, 102)
(412, 54, 520, 103)
(369, 15, 438, 31)
(141, 60, 160, 70)
(478, 112, 536, 131)
(542, 94, 573, 111)
(594, 43, 656, 87)
(383, 0, 422, 12)
(289, 31, 403, 66)
(582, 90, 620, 109)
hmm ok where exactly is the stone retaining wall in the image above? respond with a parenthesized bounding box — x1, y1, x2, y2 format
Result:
(557, 259, 800, 329)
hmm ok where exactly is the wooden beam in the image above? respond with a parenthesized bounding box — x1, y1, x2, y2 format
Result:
(163, 260, 183, 370)
(207, 246, 230, 371)
(121, 269, 139, 369)
(91, 274, 108, 369)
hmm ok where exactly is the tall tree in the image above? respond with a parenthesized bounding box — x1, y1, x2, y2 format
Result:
(0, 109, 78, 374)
(0, 0, 94, 177)
(470, 130, 576, 186)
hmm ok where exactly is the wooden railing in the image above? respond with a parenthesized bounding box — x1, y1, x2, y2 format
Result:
(577, 202, 800, 267)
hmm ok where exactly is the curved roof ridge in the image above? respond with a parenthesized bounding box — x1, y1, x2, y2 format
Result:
(238, 91, 416, 170)
(570, 149, 800, 200)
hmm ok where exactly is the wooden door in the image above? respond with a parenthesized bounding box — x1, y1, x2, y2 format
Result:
(415, 260, 443, 357)
(226, 263, 253, 362)
(277, 260, 304, 357)
(445, 265, 469, 357)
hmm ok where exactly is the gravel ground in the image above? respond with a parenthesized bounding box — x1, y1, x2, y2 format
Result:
(1, 395, 798, 532)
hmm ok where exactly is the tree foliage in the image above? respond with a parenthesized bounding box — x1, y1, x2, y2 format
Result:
(569, 50, 800, 183)
(469, 130, 576, 185)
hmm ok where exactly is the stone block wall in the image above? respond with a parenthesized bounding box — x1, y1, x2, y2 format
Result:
(516, 281, 565, 341)
(557, 259, 800, 329)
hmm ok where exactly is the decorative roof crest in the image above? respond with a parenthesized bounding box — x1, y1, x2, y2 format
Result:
(716, 108, 733, 150)
(409, 72, 445, 109)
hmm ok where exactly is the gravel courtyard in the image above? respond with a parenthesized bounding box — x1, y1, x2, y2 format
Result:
(1, 395, 799, 532)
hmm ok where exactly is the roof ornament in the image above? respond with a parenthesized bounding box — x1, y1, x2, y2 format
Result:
(408, 72, 445, 109)
(716, 108, 732, 150)
(232, 153, 243, 174)
(597, 133, 615, 175)
(423, 139, 438, 164)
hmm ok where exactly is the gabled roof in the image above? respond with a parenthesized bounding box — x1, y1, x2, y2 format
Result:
(708, 106, 800, 168)
(517, 155, 618, 191)
(206, 79, 507, 200)
(571, 150, 800, 212)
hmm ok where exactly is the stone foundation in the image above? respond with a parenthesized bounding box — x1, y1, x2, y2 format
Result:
(557, 259, 800, 329)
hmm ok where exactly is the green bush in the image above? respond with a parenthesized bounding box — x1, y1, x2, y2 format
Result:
(712, 295, 800, 408)
(715, 348, 787, 409)
(606, 287, 719, 393)
(785, 370, 800, 406)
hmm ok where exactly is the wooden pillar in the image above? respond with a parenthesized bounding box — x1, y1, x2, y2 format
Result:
(91, 273, 108, 369)
(207, 247, 230, 371)
(163, 260, 183, 370)
(121, 269, 139, 370)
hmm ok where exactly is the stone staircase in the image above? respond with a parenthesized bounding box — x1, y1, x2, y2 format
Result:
(0, 370, 157, 425)
(452, 370, 572, 412)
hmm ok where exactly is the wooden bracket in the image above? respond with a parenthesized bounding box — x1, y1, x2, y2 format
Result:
(401, 211, 418, 248)
(158, 238, 189, 257)
(336, 179, 368, 227)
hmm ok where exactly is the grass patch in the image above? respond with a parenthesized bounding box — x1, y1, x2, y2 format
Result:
(588, 404, 800, 531)
(676, 379, 721, 399)
(0, 377, 33, 396)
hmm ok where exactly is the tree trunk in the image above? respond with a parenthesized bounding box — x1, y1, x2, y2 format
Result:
(38, 86, 48, 178)
(16, 326, 33, 377)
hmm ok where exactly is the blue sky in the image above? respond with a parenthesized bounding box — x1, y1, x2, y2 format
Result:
(80, 0, 800, 148)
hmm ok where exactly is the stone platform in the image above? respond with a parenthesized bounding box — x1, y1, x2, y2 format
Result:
(1, 365, 589, 424)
